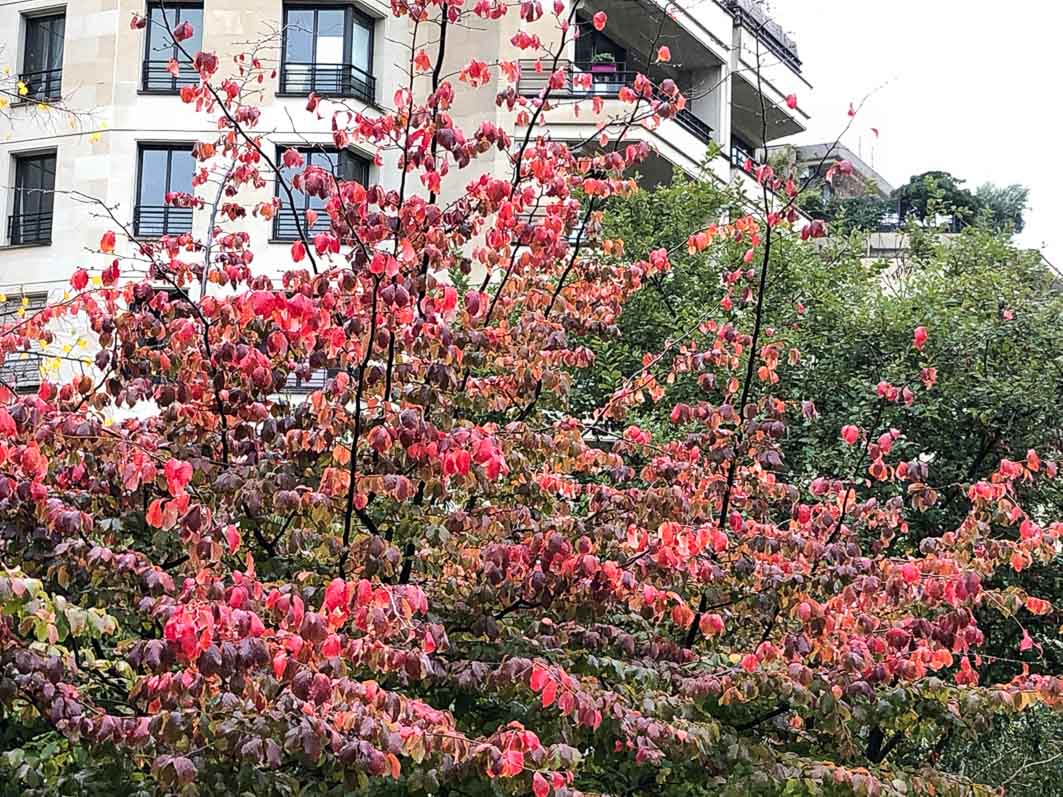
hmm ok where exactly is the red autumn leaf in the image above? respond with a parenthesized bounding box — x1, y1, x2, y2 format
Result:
(100, 230, 116, 253)
(172, 20, 194, 42)
(164, 459, 194, 496)
(529, 665, 549, 693)
(785, 93, 798, 109)
(592, 10, 607, 30)
(656, 46, 671, 63)
(840, 425, 860, 446)
(913, 326, 928, 351)
(532, 772, 550, 797)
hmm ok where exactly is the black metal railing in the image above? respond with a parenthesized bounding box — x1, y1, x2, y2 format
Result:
(517, 61, 713, 143)
(0, 351, 45, 393)
(272, 209, 316, 242)
(133, 205, 193, 237)
(674, 108, 713, 143)
(17, 68, 63, 101)
(517, 60, 637, 97)
(278, 63, 375, 104)
(141, 60, 199, 93)
(7, 212, 53, 245)
(724, 0, 802, 73)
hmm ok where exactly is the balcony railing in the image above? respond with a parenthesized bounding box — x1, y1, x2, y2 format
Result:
(725, 0, 801, 73)
(272, 209, 315, 242)
(278, 63, 375, 104)
(18, 68, 62, 101)
(7, 212, 53, 245)
(517, 61, 714, 144)
(0, 351, 44, 393)
(142, 60, 199, 93)
(133, 205, 193, 238)
(674, 108, 713, 143)
(283, 367, 341, 394)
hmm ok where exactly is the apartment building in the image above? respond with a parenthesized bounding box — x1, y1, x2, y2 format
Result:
(0, 0, 808, 391)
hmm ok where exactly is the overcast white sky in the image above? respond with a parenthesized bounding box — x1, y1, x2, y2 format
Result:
(769, 0, 1060, 265)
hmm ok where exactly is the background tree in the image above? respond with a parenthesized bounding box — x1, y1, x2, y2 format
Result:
(892, 170, 983, 229)
(593, 177, 1063, 795)
(976, 182, 1029, 233)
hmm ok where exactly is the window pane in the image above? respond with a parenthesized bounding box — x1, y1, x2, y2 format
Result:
(147, 6, 178, 56)
(46, 16, 65, 71)
(340, 152, 369, 185)
(25, 20, 47, 73)
(316, 9, 345, 63)
(138, 149, 170, 205)
(177, 8, 203, 55)
(15, 155, 56, 218)
(351, 17, 371, 73)
(285, 9, 315, 62)
(168, 149, 195, 193)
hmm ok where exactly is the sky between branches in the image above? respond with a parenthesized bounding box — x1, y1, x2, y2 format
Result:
(772, 0, 1060, 265)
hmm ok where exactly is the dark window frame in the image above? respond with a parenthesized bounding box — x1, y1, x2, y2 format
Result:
(134, 143, 196, 238)
(20, 11, 65, 102)
(8, 150, 57, 246)
(271, 144, 370, 241)
(278, 3, 376, 103)
(140, 1, 203, 93)
(0, 292, 49, 393)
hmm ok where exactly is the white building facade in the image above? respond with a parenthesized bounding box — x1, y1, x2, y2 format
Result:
(0, 0, 809, 391)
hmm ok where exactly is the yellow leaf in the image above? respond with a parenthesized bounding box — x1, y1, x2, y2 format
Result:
(0, 293, 6, 303)
(17, 81, 28, 96)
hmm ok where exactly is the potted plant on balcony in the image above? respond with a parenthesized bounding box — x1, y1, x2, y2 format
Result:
(589, 52, 618, 74)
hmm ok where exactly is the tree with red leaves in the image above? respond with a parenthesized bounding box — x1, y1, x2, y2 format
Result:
(1, 3, 1061, 796)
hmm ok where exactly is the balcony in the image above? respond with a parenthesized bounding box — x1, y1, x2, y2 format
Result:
(6, 212, 52, 246)
(273, 211, 310, 242)
(17, 68, 62, 102)
(133, 205, 193, 238)
(278, 63, 375, 104)
(724, 0, 801, 73)
(516, 61, 713, 144)
(141, 60, 199, 93)
(0, 351, 44, 392)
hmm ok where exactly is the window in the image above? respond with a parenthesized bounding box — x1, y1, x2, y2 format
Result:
(0, 292, 48, 392)
(8, 152, 56, 246)
(273, 146, 370, 241)
(134, 144, 195, 237)
(279, 4, 375, 103)
(21, 12, 65, 101)
(574, 20, 627, 66)
(142, 2, 203, 92)
(731, 137, 757, 169)
(573, 17, 628, 95)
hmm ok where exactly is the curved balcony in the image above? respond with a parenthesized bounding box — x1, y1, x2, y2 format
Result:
(278, 63, 375, 104)
(516, 60, 714, 144)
